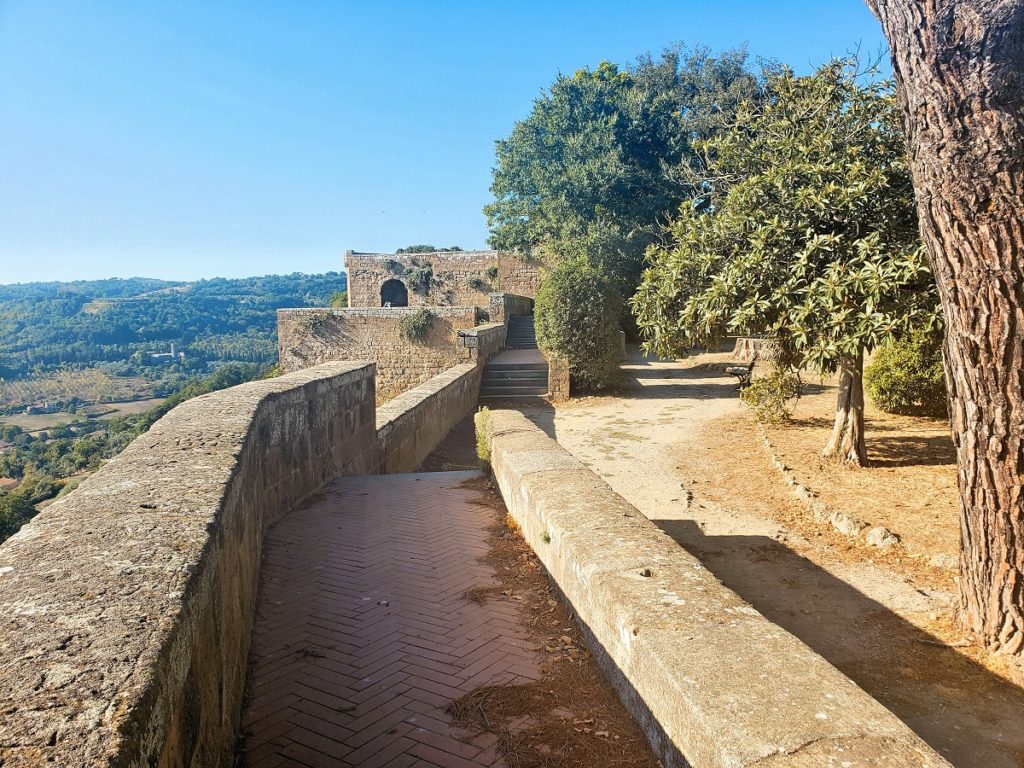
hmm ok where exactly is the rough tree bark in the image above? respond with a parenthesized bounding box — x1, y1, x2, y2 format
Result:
(822, 349, 868, 467)
(866, 0, 1024, 654)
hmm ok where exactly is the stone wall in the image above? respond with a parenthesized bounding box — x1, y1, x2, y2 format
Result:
(0, 363, 377, 768)
(376, 363, 481, 474)
(480, 410, 952, 768)
(345, 250, 542, 309)
(278, 307, 481, 401)
(456, 321, 505, 364)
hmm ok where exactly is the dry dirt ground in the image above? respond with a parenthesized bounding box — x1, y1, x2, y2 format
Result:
(512, 350, 1024, 768)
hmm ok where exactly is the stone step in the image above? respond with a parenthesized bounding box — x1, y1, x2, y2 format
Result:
(485, 362, 548, 372)
(483, 371, 547, 381)
(479, 384, 548, 396)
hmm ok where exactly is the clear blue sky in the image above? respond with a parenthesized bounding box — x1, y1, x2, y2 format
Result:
(0, 1, 886, 284)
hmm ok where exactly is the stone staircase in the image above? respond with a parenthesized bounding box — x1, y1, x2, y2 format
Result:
(505, 315, 538, 349)
(479, 316, 548, 399)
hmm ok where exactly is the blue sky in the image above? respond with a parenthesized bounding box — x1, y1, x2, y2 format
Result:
(0, 1, 887, 284)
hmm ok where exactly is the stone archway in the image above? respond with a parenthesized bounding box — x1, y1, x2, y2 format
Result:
(380, 279, 408, 307)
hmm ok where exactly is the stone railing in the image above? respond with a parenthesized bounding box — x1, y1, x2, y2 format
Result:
(456, 321, 505, 364)
(479, 409, 952, 768)
(376, 363, 482, 473)
(0, 363, 378, 768)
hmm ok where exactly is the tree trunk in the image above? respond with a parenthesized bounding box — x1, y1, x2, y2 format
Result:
(822, 349, 867, 467)
(866, 0, 1024, 655)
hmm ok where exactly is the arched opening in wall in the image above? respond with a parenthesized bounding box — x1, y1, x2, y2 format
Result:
(380, 279, 408, 307)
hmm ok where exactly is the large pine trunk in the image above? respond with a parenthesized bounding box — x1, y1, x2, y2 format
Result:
(867, 0, 1024, 654)
(821, 349, 868, 467)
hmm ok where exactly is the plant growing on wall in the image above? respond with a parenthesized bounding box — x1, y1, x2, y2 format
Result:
(466, 276, 486, 291)
(485, 266, 499, 281)
(403, 261, 433, 295)
(398, 308, 433, 343)
(301, 311, 331, 335)
(383, 259, 404, 275)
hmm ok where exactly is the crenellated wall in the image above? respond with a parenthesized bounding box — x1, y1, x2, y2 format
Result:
(0, 362, 377, 768)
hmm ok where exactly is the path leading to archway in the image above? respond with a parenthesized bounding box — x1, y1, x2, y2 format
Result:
(522, 351, 1024, 768)
(240, 471, 538, 768)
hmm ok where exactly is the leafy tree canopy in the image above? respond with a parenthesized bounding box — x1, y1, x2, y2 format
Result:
(485, 45, 768, 294)
(632, 59, 940, 372)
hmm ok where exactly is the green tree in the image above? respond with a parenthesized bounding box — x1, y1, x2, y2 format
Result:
(633, 60, 940, 465)
(485, 46, 766, 295)
(535, 260, 622, 391)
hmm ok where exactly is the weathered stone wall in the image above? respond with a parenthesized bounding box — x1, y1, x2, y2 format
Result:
(544, 351, 571, 401)
(0, 362, 377, 768)
(480, 410, 952, 768)
(278, 307, 481, 401)
(345, 250, 542, 309)
(497, 252, 544, 297)
(456, 321, 505, 365)
(376, 363, 481, 474)
(488, 292, 534, 323)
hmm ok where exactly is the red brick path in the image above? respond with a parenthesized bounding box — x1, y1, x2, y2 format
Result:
(240, 471, 541, 768)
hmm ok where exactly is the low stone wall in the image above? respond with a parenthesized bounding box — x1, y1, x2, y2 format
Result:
(278, 307, 481, 400)
(457, 321, 505, 364)
(544, 352, 571, 401)
(376, 363, 481, 473)
(0, 363, 377, 768)
(480, 410, 951, 768)
(487, 292, 534, 323)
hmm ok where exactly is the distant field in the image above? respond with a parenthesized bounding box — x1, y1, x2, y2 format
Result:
(94, 398, 166, 419)
(0, 398, 166, 433)
(0, 370, 154, 411)
(0, 412, 78, 433)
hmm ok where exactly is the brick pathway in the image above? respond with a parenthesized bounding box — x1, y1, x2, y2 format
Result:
(240, 471, 541, 768)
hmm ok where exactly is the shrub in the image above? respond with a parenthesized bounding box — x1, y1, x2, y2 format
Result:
(865, 332, 948, 416)
(485, 266, 499, 281)
(403, 261, 433, 295)
(383, 259, 404, 275)
(534, 259, 623, 391)
(466, 276, 486, 291)
(740, 369, 802, 424)
(398, 307, 433, 343)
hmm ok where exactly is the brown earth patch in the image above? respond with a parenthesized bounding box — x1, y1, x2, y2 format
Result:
(451, 476, 660, 768)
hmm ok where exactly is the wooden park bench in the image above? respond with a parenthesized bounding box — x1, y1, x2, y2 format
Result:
(725, 350, 759, 389)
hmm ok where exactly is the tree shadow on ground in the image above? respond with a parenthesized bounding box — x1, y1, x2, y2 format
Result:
(868, 434, 956, 467)
(653, 518, 1024, 768)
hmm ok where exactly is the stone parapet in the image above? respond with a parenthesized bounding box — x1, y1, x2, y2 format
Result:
(457, 322, 505, 364)
(376, 363, 482, 473)
(480, 409, 952, 768)
(0, 362, 377, 768)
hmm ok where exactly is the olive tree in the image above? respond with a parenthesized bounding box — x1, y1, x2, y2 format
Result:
(632, 61, 939, 465)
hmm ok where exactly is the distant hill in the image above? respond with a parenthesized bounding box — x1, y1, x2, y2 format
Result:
(0, 272, 346, 379)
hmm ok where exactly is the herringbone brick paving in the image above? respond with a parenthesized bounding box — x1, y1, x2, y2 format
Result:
(240, 471, 541, 767)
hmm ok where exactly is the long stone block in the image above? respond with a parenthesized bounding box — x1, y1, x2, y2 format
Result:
(482, 410, 951, 768)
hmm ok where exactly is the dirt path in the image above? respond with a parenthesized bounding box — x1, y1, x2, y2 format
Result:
(518, 351, 1024, 768)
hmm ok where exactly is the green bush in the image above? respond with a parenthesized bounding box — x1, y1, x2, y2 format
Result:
(534, 259, 622, 391)
(403, 261, 433, 295)
(485, 266, 499, 281)
(740, 369, 802, 424)
(466, 276, 486, 291)
(398, 307, 433, 343)
(865, 332, 947, 416)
